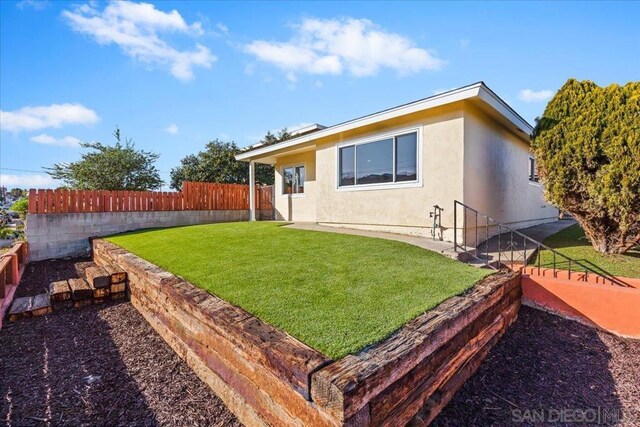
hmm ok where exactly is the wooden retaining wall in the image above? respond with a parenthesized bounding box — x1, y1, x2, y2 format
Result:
(93, 239, 521, 426)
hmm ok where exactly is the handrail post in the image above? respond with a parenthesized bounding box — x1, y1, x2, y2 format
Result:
(485, 216, 489, 267)
(453, 201, 457, 251)
(475, 211, 478, 258)
(498, 224, 501, 268)
(510, 230, 514, 266)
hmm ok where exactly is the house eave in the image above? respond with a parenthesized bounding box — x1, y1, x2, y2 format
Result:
(236, 82, 533, 163)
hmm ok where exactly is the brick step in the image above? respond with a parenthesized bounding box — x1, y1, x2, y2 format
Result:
(7, 264, 128, 323)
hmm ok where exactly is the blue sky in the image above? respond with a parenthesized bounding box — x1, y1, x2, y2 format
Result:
(1, 0, 638, 189)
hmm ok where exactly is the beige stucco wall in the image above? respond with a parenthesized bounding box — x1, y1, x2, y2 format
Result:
(274, 150, 318, 222)
(461, 105, 558, 245)
(312, 108, 465, 240)
(268, 101, 556, 244)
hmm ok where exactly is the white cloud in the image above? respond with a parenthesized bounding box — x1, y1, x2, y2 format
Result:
(1, 174, 57, 189)
(62, 1, 216, 81)
(16, 0, 50, 11)
(30, 133, 82, 147)
(0, 103, 99, 132)
(165, 123, 179, 134)
(245, 17, 444, 79)
(216, 23, 228, 34)
(519, 89, 554, 103)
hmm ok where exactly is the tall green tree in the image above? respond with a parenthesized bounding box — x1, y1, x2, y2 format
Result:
(169, 128, 292, 190)
(46, 128, 163, 191)
(532, 79, 640, 254)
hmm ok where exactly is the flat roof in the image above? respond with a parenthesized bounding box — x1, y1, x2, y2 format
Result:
(237, 82, 533, 162)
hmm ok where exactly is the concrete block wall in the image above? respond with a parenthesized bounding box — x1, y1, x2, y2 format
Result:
(26, 210, 249, 261)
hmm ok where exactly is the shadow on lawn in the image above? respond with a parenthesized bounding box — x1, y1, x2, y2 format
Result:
(432, 306, 626, 426)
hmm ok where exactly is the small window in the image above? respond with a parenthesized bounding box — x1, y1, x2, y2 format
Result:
(528, 157, 539, 182)
(283, 165, 305, 194)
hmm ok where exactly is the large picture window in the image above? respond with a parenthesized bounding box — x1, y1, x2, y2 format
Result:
(339, 131, 418, 188)
(283, 165, 305, 195)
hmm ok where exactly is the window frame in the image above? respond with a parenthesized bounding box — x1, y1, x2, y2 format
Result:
(528, 156, 540, 184)
(281, 162, 307, 197)
(335, 126, 423, 192)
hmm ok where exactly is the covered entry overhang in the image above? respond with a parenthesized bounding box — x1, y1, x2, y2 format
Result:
(236, 143, 317, 221)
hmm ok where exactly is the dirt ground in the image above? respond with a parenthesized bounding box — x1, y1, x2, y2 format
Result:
(2, 258, 639, 426)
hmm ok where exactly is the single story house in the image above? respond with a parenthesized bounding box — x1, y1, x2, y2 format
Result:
(237, 82, 558, 243)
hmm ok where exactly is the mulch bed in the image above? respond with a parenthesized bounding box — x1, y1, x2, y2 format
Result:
(2, 258, 639, 426)
(433, 306, 640, 426)
(1, 258, 240, 427)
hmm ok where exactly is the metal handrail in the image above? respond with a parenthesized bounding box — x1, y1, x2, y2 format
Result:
(453, 200, 624, 286)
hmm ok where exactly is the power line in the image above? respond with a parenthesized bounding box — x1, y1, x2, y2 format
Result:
(1, 167, 172, 174)
(0, 167, 42, 173)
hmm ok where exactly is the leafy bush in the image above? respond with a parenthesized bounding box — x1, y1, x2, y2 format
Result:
(532, 79, 640, 254)
(11, 198, 28, 219)
(0, 227, 16, 239)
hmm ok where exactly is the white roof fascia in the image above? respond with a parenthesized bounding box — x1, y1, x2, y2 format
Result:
(236, 82, 531, 161)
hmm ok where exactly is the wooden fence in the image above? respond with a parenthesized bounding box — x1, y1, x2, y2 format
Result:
(28, 182, 274, 214)
(0, 241, 28, 329)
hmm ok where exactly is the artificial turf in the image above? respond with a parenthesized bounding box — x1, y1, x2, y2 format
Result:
(107, 222, 490, 359)
(533, 224, 640, 279)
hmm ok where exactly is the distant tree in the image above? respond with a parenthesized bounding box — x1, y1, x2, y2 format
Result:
(9, 188, 26, 200)
(46, 128, 163, 191)
(532, 79, 640, 254)
(169, 128, 293, 190)
(10, 198, 28, 219)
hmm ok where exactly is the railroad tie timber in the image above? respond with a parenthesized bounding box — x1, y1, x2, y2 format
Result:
(49, 280, 72, 309)
(104, 264, 127, 285)
(8, 265, 129, 322)
(85, 266, 111, 289)
(89, 280, 110, 302)
(69, 278, 93, 308)
(8, 293, 52, 321)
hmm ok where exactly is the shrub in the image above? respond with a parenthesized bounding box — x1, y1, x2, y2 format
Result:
(532, 79, 640, 254)
(11, 198, 29, 219)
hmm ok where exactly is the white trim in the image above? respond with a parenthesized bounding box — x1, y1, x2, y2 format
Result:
(236, 82, 533, 162)
(280, 162, 307, 197)
(335, 126, 423, 192)
(249, 160, 256, 221)
(528, 156, 540, 184)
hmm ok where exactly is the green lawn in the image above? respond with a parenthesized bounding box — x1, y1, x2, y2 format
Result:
(533, 224, 640, 279)
(107, 222, 489, 359)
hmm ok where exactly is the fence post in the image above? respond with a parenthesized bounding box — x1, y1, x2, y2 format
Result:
(28, 189, 37, 214)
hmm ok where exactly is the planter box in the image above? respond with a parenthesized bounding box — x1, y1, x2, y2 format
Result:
(93, 239, 521, 426)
